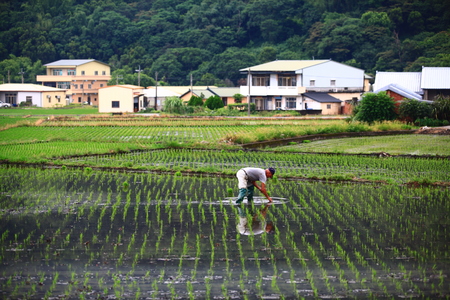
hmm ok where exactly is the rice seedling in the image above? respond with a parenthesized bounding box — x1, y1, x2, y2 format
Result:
(0, 156, 449, 298)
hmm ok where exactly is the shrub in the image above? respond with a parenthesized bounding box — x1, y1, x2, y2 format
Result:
(163, 96, 184, 114)
(139, 107, 155, 113)
(187, 95, 204, 106)
(432, 95, 450, 121)
(204, 95, 224, 110)
(398, 99, 432, 124)
(233, 93, 244, 103)
(415, 118, 450, 127)
(354, 92, 397, 124)
(227, 103, 256, 112)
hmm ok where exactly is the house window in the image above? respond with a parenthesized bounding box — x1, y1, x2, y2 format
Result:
(327, 104, 331, 109)
(100, 84, 104, 88)
(275, 98, 282, 109)
(102, 71, 106, 75)
(252, 75, 269, 86)
(95, 71, 98, 75)
(88, 84, 92, 89)
(52, 69, 62, 76)
(78, 97, 81, 102)
(278, 75, 296, 86)
(57, 82, 70, 89)
(73, 84, 78, 89)
(68, 69, 76, 75)
(48, 96, 51, 103)
(286, 97, 296, 109)
(330, 80, 336, 86)
(310, 80, 315, 87)
(112, 101, 120, 108)
(81, 71, 85, 75)
(80, 84, 84, 89)
(26, 96, 32, 104)
(222, 97, 227, 106)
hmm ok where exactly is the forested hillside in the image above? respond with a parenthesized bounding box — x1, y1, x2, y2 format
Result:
(1, 0, 450, 86)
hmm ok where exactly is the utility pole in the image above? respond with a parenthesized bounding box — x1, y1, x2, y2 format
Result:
(247, 68, 251, 116)
(190, 73, 193, 92)
(154, 71, 158, 110)
(18, 68, 25, 84)
(135, 65, 143, 86)
(116, 75, 123, 85)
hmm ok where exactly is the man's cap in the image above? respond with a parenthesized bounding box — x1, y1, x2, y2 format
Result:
(268, 167, 276, 175)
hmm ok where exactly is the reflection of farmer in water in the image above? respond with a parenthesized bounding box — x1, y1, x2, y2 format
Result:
(237, 204, 275, 235)
(235, 167, 275, 204)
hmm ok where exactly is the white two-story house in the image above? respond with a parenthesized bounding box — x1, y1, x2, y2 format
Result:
(239, 60, 368, 114)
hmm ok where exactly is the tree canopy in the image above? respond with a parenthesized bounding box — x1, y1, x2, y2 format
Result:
(1, 0, 450, 85)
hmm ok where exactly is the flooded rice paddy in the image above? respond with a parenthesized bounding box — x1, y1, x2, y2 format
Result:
(0, 166, 449, 299)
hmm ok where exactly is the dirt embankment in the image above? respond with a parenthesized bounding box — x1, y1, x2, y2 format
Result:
(415, 126, 450, 135)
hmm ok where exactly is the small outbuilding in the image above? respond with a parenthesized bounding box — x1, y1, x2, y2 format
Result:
(302, 92, 342, 115)
(98, 85, 144, 113)
(0, 83, 66, 107)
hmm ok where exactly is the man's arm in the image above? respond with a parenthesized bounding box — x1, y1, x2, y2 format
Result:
(252, 181, 273, 202)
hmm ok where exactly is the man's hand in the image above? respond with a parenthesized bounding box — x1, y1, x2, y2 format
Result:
(254, 182, 272, 202)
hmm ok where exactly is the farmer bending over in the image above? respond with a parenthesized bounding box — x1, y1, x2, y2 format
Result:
(235, 167, 275, 204)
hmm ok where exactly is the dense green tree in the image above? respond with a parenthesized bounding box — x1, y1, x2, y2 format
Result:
(0, 55, 44, 83)
(187, 95, 204, 106)
(353, 92, 398, 124)
(259, 47, 277, 63)
(398, 99, 432, 123)
(204, 95, 224, 110)
(1, 0, 450, 85)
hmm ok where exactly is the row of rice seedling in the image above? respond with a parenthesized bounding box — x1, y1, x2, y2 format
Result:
(41, 115, 347, 127)
(0, 125, 256, 145)
(0, 166, 448, 298)
(58, 148, 450, 183)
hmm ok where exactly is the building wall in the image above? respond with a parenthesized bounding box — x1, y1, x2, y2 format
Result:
(76, 62, 110, 76)
(99, 86, 133, 113)
(302, 98, 321, 110)
(327, 92, 360, 102)
(40, 91, 66, 107)
(320, 102, 341, 115)
(302, 61, 364, 90)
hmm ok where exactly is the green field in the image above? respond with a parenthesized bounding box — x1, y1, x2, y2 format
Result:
(0, 115, 448, 185)
(0, 114, 449, 299)
(0, 167, 448, 299)
(272, 134, 450, 156)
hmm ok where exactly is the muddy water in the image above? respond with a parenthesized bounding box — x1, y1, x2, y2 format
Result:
(0, 167, 449, 299)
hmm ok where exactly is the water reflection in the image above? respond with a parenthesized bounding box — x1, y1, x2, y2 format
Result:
(236, 204, 275, 235)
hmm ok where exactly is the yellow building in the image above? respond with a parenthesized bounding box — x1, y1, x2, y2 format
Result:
(98, 85, 144, 113)
(0, 83, 66, 107)
(36, 59, 111, 106)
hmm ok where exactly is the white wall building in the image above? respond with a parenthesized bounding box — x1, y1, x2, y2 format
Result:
(239, 60, 366, 113)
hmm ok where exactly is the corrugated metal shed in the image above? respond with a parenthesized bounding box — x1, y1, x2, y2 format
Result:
(373, 84, 422, 100)
(373, 72, 422, 94)
(421, 67, 450, 89)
